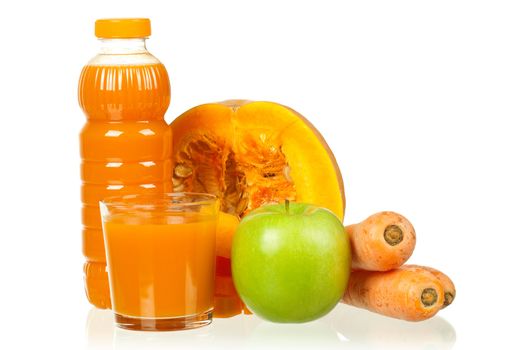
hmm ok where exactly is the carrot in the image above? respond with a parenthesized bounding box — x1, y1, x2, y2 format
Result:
(346, 211, 416, 271)
(216, 212, 240, 258)
(405, 265, 456, 308)
(214, 256, 242, 318)
(342, 266, 444, 321)
(214, 294, 243, 318)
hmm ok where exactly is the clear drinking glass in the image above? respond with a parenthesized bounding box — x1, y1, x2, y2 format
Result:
(100, 193, 219, 331)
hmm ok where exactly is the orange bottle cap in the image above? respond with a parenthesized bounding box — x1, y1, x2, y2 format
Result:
(95, 18, 151, 39)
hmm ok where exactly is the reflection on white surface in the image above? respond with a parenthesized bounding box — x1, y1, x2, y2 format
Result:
(86, 304, 456, 349)
(328, 304, 456, 350)
(85, 309, 114, 350)
(246, 319, 342, 349)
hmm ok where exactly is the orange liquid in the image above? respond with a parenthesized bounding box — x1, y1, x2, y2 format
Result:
(79, 63, 172, 308)
(103, 216, 217, 318)
(213, 256, 252, 317)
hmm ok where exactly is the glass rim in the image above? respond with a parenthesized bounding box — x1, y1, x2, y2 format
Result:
(100, 192, 218, 209)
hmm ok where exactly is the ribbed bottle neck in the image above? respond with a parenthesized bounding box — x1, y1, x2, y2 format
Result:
(87, 38, 159, 65)
(98, 38, 148, 55)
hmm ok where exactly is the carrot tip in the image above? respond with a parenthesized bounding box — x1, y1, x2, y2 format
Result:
(444, 292, 455, 307)
(383, 225, 403, 246)
(421, 288, 438, 307)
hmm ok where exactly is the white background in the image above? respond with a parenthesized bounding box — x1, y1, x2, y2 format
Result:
(0, 0, 526, 349)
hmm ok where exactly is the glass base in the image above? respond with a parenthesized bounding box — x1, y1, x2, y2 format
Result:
(114, 309, 213, 331)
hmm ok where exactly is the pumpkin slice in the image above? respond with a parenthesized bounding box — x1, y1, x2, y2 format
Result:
(171, 100, 346, 318)
(170, 100, 345, 220)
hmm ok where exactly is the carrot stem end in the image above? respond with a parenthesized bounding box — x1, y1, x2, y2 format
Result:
(421, 288, 438, 307)
(444, 292, 455, 307)
(384, 225, 404, 246)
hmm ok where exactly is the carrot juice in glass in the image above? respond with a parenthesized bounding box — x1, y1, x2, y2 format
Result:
(100, 193, 218, 331)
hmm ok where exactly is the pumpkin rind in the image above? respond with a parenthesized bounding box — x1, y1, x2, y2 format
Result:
(170, 100, 345, 220)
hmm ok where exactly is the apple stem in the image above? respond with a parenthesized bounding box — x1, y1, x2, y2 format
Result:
(285, 199, 290, 214)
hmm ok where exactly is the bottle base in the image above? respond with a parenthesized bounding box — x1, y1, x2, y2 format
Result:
(114, 309, 213, 331)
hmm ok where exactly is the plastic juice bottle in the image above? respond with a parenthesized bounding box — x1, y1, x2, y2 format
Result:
(78, 18, 172, 308)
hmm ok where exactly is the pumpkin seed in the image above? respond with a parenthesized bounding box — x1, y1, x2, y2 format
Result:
(174, 163, 193, 178)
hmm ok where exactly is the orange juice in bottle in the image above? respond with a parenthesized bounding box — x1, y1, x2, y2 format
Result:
(78, 18, 172, 308)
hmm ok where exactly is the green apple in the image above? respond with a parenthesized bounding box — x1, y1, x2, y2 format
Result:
(231, 201, 351, 323)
